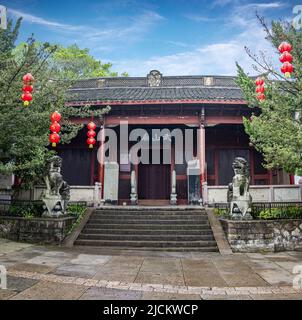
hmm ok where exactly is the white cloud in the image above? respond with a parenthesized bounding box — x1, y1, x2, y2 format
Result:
(184, 14, 216, 22)
(112, 7, 279, 76)
(9, 9, 77, 29)
(9, 8, 164, 49)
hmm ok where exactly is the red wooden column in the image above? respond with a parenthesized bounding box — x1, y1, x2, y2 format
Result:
(198, 109, 206, 185)
(98, 119, 106, 198)
(199, 123, 206, 183)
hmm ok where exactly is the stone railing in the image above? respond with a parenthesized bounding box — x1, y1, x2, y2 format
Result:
(203, 184, 302, 205)
(13, 183, 102, 207)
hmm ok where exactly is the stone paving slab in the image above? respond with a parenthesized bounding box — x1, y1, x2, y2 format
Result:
(0, 242, 32, 255)
(70, 254, 111, 265)
(140, 257, 182, 273)
(135, 271, 185, 286)
(10, 281, 88, 300)
(51, 263, 100, 278)
(93, 271, 137, 283)
(8, 263, 55, 274)
(7, 275, 39, 292)
(26, 254, 72, 267)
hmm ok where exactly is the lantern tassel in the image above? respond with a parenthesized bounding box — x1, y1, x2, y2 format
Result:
(89, 144, 93, 149)
(285, 72, 291, 78)
(24, 101, 30, 107)
(52, 143, 57, 147)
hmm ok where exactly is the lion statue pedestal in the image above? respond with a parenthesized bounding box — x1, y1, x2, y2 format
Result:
(42, 156, 70, 217)
(227, 157, 253, 220)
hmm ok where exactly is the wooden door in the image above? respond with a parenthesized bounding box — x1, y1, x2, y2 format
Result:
(138, 164, 171, 199)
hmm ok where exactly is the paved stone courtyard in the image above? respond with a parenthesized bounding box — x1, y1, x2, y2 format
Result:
(0, 238, 302, 300)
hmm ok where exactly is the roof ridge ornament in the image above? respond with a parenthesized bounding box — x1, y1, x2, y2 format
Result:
(147, 70, 162, 87)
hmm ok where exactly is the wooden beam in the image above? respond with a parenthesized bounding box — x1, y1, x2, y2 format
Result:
(105, 115, 200, 125)
(206, 116, 244, 125)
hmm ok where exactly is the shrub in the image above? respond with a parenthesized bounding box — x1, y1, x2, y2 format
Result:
(257, 206, 302, 220)
(8, 202, 43, 218)
(67, 203, 86, 217)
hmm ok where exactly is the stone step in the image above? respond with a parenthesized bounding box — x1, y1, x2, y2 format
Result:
(93, 210, 206, 216)
(78, 234, 215, 241)
(81, 228, 213, 235)
(95, 208, 205, 213)
(90, 214, 207, 220)
(87, 219, 210, 225)
(85, 223, 211, 230)
(73, 245, 219, 252)
(74, 239, 218, 248)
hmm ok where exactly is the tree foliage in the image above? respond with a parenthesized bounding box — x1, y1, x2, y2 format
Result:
(236, 16, 302, 175)
(0, 20, 112, 186)
(52, 44, 128, 79)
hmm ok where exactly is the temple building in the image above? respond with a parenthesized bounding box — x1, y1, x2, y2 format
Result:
(60, 70, 292, 206)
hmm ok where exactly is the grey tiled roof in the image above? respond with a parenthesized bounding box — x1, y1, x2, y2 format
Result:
(66, 73, 245, 104)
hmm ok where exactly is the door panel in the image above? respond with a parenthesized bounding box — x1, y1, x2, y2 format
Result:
(138, 165, 170, 199)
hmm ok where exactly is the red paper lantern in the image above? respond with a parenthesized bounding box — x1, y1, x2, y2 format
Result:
(87, 137, 96, 149)
(22, 85, 33, 93)
(256, 93, 266, 101)
(281, 61, 294, 78)
(50, 111, 61, 123)
(278, 42, 292, 53)
(21, 92, 33, 106)
(255, 77, 264, 86)
(87, 130, 96, 138)
(279, 51, 293, 63)
(50, 121, 61, 133)
(256, 85, 265, 93)
(23, 73, 34, 83)
(49, 132, 60, 147)
(87, 122, 97, 131)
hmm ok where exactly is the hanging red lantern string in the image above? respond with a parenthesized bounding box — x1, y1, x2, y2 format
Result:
(255, 77, 266, 101)
(49, 111, 61, 147)
(21, 73, 34, 107)
(278, 42, 293, 78)
(87, 122, 96, 149)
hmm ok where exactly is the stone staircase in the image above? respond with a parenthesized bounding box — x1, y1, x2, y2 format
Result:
(75, 207, 219, 252)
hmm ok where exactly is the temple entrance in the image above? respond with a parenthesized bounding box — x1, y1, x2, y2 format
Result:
(138, 164, 171, 200)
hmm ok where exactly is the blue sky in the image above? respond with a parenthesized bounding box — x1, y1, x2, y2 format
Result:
(3, 0, 298, 76)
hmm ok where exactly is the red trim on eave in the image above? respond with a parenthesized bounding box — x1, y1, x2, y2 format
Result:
(65, 99, 247, 106)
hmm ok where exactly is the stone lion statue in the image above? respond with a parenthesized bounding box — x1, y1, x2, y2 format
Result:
(42, 156, 70, 217)
(227, 157, 253, 220)
(45, 156, 70, 199)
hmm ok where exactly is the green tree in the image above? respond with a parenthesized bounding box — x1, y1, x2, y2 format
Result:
(236, 16, 302, 176)
(0, 20, 110, 186)
(52, 44, 128, 79)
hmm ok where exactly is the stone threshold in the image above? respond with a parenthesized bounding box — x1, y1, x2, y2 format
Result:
(8, 270, 302, 297)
